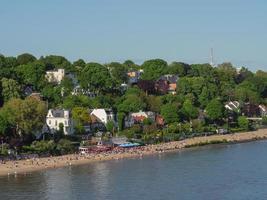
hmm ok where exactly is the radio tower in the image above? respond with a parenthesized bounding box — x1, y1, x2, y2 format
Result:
(210, 48, 215, 67)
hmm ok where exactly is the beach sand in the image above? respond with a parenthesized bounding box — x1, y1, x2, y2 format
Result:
(1, 128, 267, 176)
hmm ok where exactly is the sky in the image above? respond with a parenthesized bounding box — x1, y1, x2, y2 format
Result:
(0, 0, 267, 71)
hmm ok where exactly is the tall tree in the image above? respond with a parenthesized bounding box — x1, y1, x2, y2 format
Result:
(0, 97, 47, 137)
(1, 78, 21, 102)
(17, 53, 36, 65)
(79, 63, 114, 93)
(160, 103, 180, 124)
(167, 62, 190, 76)
(108, 62, 128, 85)
(141, 59, 167, 80)
(181, 99, 198, 120)
(205, 99, 224, 121)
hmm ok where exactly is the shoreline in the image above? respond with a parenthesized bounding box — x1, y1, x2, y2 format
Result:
(1, 128, 267, 177)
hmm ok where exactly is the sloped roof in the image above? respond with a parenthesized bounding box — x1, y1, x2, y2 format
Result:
(158, 75, 179, 83)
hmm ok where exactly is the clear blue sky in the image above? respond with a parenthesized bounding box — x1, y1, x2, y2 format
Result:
(1, 0, 267, 71)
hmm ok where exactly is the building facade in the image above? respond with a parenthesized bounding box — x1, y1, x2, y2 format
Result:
(46, 109, 74, 135)
(90, 109, 115, 125)
(45, 68, 65, 84)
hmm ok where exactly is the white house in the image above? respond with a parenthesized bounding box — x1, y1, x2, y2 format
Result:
(90, 109, 115, 125)
(71, 85, 96, 97)
(225, 101, 240, 112)
(45, 68, 65, 84)
(46, 109, 74, 135)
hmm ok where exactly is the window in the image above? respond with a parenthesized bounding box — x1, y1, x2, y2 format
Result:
(49, 120, 51, 125)
(55, 120, 57, 126)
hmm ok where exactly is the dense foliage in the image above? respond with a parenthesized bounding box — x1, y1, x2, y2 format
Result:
(0, 53, 266, 151)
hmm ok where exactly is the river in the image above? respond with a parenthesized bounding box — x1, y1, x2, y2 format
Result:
(1, 140, 267, 200)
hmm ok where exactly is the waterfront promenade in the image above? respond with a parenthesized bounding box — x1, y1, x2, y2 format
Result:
(0, 128, 267, 176)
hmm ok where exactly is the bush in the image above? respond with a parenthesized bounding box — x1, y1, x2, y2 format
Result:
(24, 140, 56, 154)
(262, 116, 267, 126)
(238, 116, 249, 131)
(0, 143, 9, 155)
(56, 139, 75, 155)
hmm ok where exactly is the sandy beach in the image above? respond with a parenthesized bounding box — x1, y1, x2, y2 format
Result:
(1, 128, 267, 176)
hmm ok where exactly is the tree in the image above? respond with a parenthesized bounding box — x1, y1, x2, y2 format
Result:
(40, 55, 72, 72)
(72, 107, 91, 124)
(118, 94, 146, 113)
(117, 112, 125, 132)
(1, 78, 21, 102)
(0, 97, 47, 137)
(17, 53, 36, 65)
(79, 63, 114, 93)
(181, 99, 198, 120)
(262, 116, 267, 126)
(73, 59, 86, 69)
(41, 84, 62, 106)
(72, 107, 91, 135)
(160, 103, 180, 124)
(146, 95, 162, 113)
(205, 99, 224, 121)
(235, 86, 260, 104)
(141, 59, 167, 80)
(123, 60, 138, 69)
(15, 61, 46, 90)
(167, 62, 190, 76)
(106, 120, 115, 134)
(60, 77, 74, 96)
(0, 113, 8, 136)
(108, 62, 128, 85)
(238, 116, 249, 130)
(56, 139, 74, 155)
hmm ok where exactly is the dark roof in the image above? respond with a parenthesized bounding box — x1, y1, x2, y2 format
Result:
(158, 75, 178, 84)
(51, 109, 66, 118)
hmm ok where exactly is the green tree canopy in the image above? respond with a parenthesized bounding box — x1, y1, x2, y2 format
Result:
(1, 78, 21, 102)
(141, 59, 167, 80)
(17, 53, 36, 65)
(0, 97, 47, 136)
(205, 99, 224, 121)
(181, 99, 198, 120)
(79, 63, 114, 93)
(108, 62, 128, 85)
(160, 103, 180, 124)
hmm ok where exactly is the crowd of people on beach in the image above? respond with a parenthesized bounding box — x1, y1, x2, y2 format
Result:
(0, 140, 188, 175)
(3, 128, 267, 176)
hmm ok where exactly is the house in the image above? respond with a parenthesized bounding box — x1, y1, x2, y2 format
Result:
(23, 85, 34, 96)
(90, 114, 106, 132)
(124, 111, 155, 128)
(46, 109, 74, 135)
(225, 101, 240, 112)
(28, 92, 43, 101)
(45, 68, 65, 84)
(259, 104, 267, 117)
(127, 69, 143, 85)
(155, 75, 178, 95)
(90, 109, 115, 125)
(241, 103, 260, 117)
(71, 85, 96, 97)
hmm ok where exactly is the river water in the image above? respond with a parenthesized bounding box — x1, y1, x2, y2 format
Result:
(1, 141, 267, 200)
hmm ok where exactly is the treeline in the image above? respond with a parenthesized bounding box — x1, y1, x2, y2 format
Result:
(0, 53, 266, 144)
